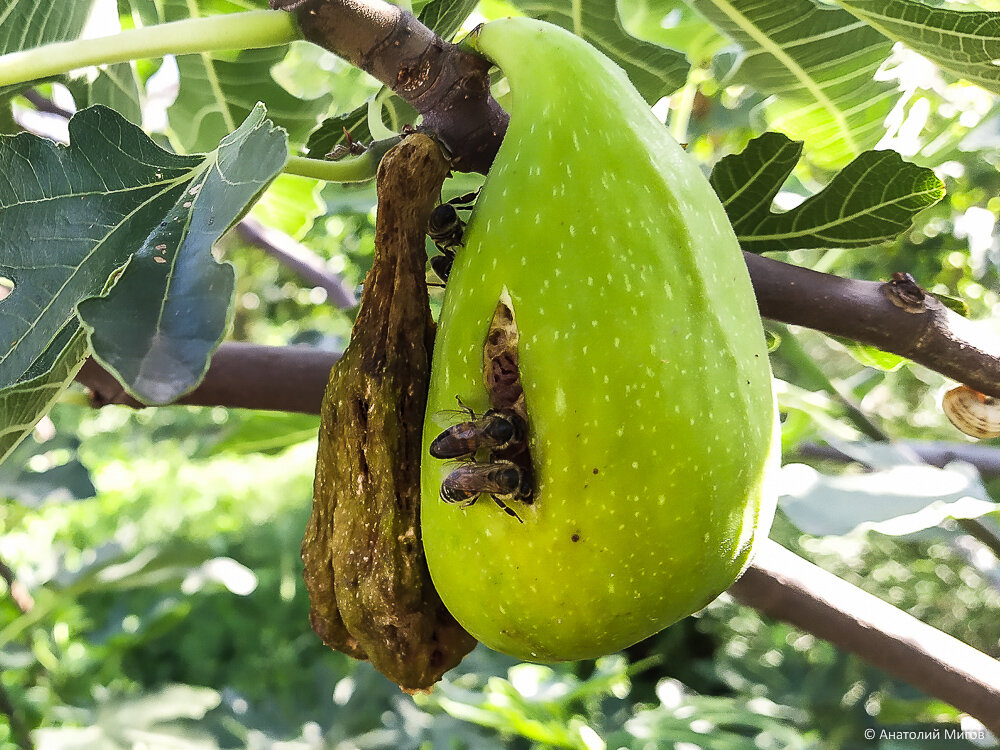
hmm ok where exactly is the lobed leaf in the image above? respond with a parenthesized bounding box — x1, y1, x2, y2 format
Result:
(690, 0, 896, 168)
(0, 322, 89, 465)
(0, 104, 286, 411)
(511, 0, 689, 102)
(834, 0, 1000, 96)
(710, 132, 945, 251)
(77, 104, 287, 404)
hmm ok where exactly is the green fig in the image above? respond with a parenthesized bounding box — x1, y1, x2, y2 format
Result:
(420, 17, 780, 662)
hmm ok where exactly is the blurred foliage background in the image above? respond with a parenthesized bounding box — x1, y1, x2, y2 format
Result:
(4, 0, 1000, 747)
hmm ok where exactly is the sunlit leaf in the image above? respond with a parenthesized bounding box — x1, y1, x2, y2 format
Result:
(833, 0, 1000, 96)
(710, 132, 945, 251)
(420, 0, 479, 39)
(690, 0, 896, 168)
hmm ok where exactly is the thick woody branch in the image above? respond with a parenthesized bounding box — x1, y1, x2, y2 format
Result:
(76, 342, 338, 414)
(235, 218, 358, 308)
(272, 0, 506, 173)
(729, 541, 1000, 735)
(747, 253, 1000, 398)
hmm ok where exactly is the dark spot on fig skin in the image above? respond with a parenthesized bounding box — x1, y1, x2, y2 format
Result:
(592, 468, 599, 475)
(571, 533, 581, 543)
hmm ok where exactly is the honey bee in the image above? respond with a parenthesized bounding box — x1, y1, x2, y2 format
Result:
(429, 406, 527, 460)
(439, 460, 533, 522)
(427, 190, 479, 282)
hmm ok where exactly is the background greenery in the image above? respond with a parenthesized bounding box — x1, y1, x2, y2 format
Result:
(3, 0, 1000, 747)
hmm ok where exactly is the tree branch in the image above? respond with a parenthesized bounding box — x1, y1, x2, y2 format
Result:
(76, 342, 338, 414)
(235, 218, 358, 308)
(273, 0, 506, 173)
(747, 254, 1000, 398)
(796, 440, 1000, 479)
(729, 541, 1000, 735)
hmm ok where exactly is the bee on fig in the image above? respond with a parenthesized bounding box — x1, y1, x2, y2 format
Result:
(440, 460, 533, 522)
(429, 406, 527, 460)
(427, 190, 479, 282)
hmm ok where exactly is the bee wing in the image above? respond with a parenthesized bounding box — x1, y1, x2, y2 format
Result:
(430, 408, 471, 428)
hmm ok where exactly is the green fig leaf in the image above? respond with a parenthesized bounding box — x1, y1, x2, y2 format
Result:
(690, 0, 896, 168)
(934, 292, 969, 318)
(710, 132, 945, 252)
(0, 321, 89, 465)
(0, 0, 99, 98)
(833, 0, 1000, 96)
(77, 104, 287, 405)
(0, 104, 286, 407)
(64, 63, 144, 126)
(420, 0, 479, 39)
(169, 46, 328, 153)
(841, 342, 906, 372)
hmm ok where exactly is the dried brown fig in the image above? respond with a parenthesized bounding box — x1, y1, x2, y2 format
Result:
(303, 133, 476, 690)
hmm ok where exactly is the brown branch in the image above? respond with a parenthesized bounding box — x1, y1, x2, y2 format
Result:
(729, 541, 1000, 734)
(76, 342, 338, 414)
(0, 558, 33, 614)
(796, 440, 1000, 479)
(274, 0, 507, 173)
(235, 218, 358, 308)
(747, 253, 1000, 398)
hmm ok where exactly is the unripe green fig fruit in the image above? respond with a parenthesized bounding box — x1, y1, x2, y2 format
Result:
(420, 17, 779, 662)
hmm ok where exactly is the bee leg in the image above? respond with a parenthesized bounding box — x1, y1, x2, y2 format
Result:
(491, 494, 523, 523)
(448, 190, 480, 209)
(454, 396, 476, 420)
(459, 496, 478, 508)
(429, 249, 454, 283)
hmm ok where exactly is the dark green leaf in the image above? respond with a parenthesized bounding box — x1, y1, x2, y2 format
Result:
(77, 104, 287, 404)
(169, 47, 329, 153)
(934, 292, 969, 318)
(690, 0, 896, 168)
(842, 342, 906, 372)
(419, 0, 479, 40)
(0, 322, 89, 464)
(710, 132, 945, 251)
(0, 109, 201, 389)
(834, 0, 1000, 96)
(65, 63, 144, 126)
(510, 0, 689, 102)
(0, 0, 97, 55)
(0, 105, 285, 407)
